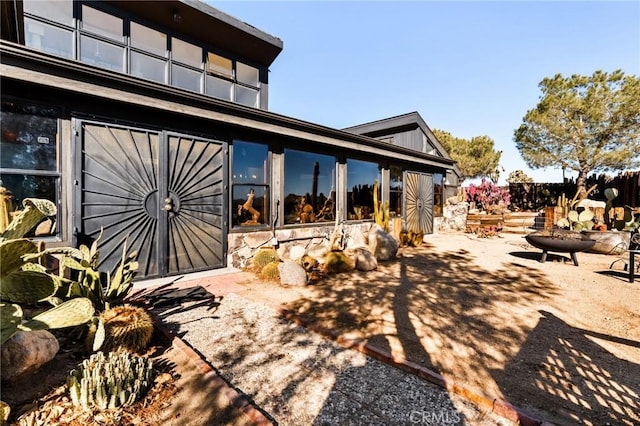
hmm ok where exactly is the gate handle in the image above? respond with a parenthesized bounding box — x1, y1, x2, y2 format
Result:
(164, 197, 173, 211)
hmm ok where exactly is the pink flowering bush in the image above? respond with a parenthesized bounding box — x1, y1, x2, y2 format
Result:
(466, 178, 511, 212)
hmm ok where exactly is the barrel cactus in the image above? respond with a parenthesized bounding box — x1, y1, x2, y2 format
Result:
(261, 261, 280, 281)
(253, 247, 279, 269)
(88, 305, 154, 354)
(67, 351, 154, 411)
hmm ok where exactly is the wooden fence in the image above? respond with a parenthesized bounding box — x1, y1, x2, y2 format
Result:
(508, 171, 640, 211)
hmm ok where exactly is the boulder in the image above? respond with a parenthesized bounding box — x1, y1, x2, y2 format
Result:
(368, 224, 399, 261)
(346, 227, 368, 250)
(278, 261, 308, 286)
(307, 243, 330, 264)
(289, 245, 306, 262)
(352, 247, 378, 271)
(1, 330, 59, 382)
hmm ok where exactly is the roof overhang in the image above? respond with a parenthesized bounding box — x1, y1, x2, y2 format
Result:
(0, 41, 454, 170)
(82, 1, 283, 67)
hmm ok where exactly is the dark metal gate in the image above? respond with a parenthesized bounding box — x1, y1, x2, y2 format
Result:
(76, 120, 227, 279)
(404, 171, 433, 234)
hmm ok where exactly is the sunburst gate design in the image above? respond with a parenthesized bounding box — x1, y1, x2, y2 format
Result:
(80, 122, 225, 279)
(404, 172, 434, 234)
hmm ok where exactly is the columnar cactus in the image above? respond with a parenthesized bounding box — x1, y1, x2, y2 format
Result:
(67, 351, 154, 411)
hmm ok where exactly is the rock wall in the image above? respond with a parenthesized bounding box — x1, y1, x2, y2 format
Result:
(227, 222, 375, 269)
(438, 201, 469, 233)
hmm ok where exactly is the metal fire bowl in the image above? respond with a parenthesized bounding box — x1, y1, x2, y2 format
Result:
(525, 230, 596, 266)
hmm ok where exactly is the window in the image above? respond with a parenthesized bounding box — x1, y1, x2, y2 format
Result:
(433, 173, 443, 217)
(0, 101, 60, 237)
(284, 149, 336, 225)
(390, 166, 403, 217)
(20, 2, 264, 107)
(232, 141, 269, 228)
(347, 159, 380, 221)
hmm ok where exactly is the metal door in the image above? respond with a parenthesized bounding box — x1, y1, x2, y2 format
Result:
(76, 121, 227, 279)
(404, 171, 434, 234)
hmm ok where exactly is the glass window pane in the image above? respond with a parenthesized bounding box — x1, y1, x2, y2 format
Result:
(0, 174, 58, 237)
(236, 85, 259, 108)
(131, 52, 166, 83)
(172, 38, 201, 67)
(207, 53, 232, 77)
(390, 166, 403, 217)
(347, 159, 380, 220)
(232, 141, 268, 185)
(81, 5, 123, 41)
(237, 62, 259, 86)
(233, 184, 268, 227)
(23, 0, 73, 25)
(1, 102, 58, 171)
(206, 75, 233, 100)
(284, 149, 336, 224)
(171, 64, 201, 92)
(130, 22, 166, 56)
(434, 173, 443, 217)
(24, 18, 73, 58)
(80, 36, 124, 72)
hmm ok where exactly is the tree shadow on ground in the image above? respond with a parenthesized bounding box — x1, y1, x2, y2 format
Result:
(282, 244, 637, 423)
(492, 310, 640, 425)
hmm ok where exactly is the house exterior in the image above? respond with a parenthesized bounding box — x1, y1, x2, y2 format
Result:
(0, 0, 459, 280)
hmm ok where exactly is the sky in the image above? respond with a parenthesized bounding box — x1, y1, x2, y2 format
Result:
(211, 0, 640, 185)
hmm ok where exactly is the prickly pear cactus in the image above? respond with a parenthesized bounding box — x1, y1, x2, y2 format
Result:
(90, 305, 154, 354)
(67, 351, 154, 411)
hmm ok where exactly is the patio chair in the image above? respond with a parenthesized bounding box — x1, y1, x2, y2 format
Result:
(609, 230, 640, 283)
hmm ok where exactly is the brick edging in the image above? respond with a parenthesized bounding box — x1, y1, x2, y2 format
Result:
(151, 316, 274, 426)
(278, 307, 552, 426)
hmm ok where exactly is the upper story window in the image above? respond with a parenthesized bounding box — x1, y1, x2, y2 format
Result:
(21, 0, 264, 108)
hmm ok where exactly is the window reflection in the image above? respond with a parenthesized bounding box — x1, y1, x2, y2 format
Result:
(24, 18, 73, 58)
(80, 36, 124, 72)
(434, 173, 443, 217)
(82, 5, 123, 41)
(0, 101, 60, 237)
(347, 159, 380, 220)
(232, 141, 268, 227)
(171, 64, 201, 92)
(284, 149, 336, 225)
(390, 166, 403, 217)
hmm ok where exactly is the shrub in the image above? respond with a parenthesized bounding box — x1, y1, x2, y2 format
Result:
(466, 178, 511, 212)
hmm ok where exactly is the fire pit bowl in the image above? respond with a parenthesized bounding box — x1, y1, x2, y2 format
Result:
(525, 230, 596, 266)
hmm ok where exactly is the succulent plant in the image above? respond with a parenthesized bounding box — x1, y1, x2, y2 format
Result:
(87, 305, 154, 354)
(260, 261, 280, 281)
(67, 351, 154, 411)
(0, 199, 94, 344)
(252, 247, 279, 269)
(324, 251, 355, 273)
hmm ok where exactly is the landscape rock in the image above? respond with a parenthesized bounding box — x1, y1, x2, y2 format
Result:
(346, 228, 368, 250)
(278, 261, 308, 286)
(289, 245, 306, 262)
(307, 243, 329, 264)
(1, 330, 59, 382)
(368, 224, 399, 261)
(352, 247, 378, 271)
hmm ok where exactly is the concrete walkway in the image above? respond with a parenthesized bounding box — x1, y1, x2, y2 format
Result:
(140, 272, 514, 425)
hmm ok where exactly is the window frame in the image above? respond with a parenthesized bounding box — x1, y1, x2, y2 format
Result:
(0, 99, 62, 240)
(230, 140, 270, 230)
(345, 158, 381, 222)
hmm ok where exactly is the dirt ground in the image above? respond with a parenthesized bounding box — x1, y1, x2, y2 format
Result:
(236, 231, 640, 426)
(3, 329, 253, 425)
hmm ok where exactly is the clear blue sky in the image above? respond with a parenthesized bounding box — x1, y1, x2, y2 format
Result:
(211, 1, 640, 185)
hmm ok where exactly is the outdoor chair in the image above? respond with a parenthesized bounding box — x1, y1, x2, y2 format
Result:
(609, 230, 640, 283)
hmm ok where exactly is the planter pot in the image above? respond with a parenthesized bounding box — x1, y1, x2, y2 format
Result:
(581, 230, 630, 255)
(525, 230, 596, 266)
